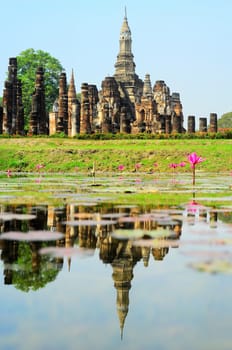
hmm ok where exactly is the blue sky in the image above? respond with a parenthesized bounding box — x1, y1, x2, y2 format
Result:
(1, 0, 232, 125)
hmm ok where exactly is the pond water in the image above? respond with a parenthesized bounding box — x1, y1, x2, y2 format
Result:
(0, 198, 232, 350)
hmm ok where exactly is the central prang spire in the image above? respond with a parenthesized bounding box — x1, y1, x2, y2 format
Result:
(114, 10, 136, 81)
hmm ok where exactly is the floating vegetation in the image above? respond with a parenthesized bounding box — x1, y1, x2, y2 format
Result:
(111, 228, 147, 240)
(0, 195, 16, 200)
(0, 212, 36, 221)
(0, 230, 64, 241)
(132, 238, 181, 248)
(111, 227, 174, 240)
(72, 202, 99, 207)
(62, 219, 117, 226)
(118, 216, 153, 223)
(39, 246, 94, 258)
(100, 212, 128, 219)
(189, 260, 232, 274)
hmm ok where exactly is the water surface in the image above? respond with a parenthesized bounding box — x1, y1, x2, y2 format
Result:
(0, 201, 232, 350)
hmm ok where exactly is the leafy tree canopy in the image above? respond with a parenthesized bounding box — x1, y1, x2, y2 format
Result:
(218, 112, 232, 129)
(12, 242, 61, 292)
(17, 48, 64, 127)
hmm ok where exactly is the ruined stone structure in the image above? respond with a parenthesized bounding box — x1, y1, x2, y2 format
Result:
(82, 12, 185, 135)
(68, 70, 80, 136)
(133, 74, 156, 133)
(97, 77, 122, 133)
(49, 12, 186, 136)
(29, 66, 47, 135)
(187, 116, 196, 133)
(56, 72, 68, 134)
(80, 83, 91, 134)
(111, 241, 135, 339)
(1, 13, 219, 136)
(2, 58, 24, 135)
(49, 99, 58, 135)
(209, 113, 218, 133)
(199, 117, 208, 132)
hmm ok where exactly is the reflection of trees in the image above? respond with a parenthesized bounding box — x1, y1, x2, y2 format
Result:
(0, 202, 184, 337)
(2, 202, 232, 338)
(1, 241, 62, 292)
(0, 204, 63, 291)
(12, 242, 61, 292)
(0, 203, 183, 290)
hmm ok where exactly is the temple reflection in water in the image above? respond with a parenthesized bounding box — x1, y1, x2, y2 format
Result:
(0, 202, 185, 335)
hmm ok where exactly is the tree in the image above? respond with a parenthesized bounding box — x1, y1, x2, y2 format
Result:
(17, 48, 64, 128)
(218, 112, 232, 129)
(12, 242, 61, 292)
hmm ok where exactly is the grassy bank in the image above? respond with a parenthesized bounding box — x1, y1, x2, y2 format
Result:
(0, 137, 231, 173)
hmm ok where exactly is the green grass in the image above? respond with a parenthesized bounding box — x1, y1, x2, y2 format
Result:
(0, 138, 231, 173)
(0, 137, 231, 207)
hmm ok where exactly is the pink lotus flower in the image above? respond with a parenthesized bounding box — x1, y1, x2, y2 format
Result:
(135, 163, 141, 170)
(169, 163, 178, 169)
(187, 200, 206, 214)
(179, 161, 186, 167)
(187, 152, 205, 185)
(169, 163, 179, 183)
(118, 164, 125, 171)
(187, 200, 201, 214)
(187, 152, 204, 169)
(7, 169, 12, 178)
(36, 164, 44, 170)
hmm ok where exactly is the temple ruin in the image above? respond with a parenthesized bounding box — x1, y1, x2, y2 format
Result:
(29, 66, 47, 135)
(2, 58, 24, 135)
(0, 13, 218, 136)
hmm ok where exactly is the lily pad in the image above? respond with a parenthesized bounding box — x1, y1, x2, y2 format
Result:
(111, 229, 146, 240)
(73, 202, 98, 207)
(0, 212, 36, 221)
(151, 209, 184, 215)
(114, 205, 138, 209)
(145, 228, 178, 239)
(62, 219, 116, 226)
(132, 238, 181, 248)
(101, 213, 128, 219)
(0, 213, 18, 221)
(118, 216, 153, 223)
(39, 246, 94, 258)
(0, 230, 64, 241)
(189, 260, 232, 274)
(13, 214, 37, 220)
(156, 219, 180, 226)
